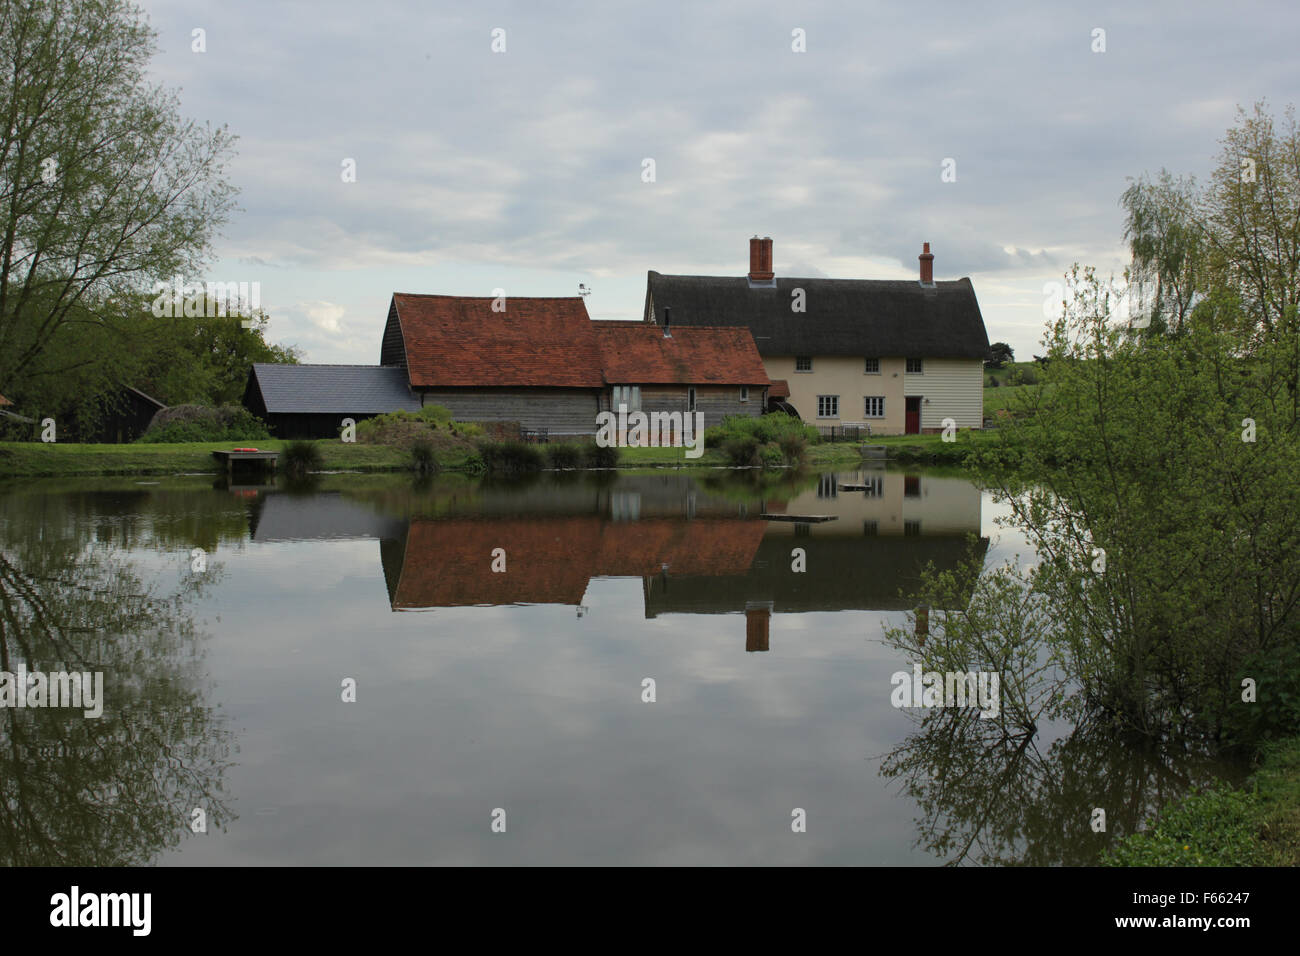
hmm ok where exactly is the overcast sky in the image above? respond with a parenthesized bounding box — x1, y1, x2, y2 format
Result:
(141, 0, 1299, 363)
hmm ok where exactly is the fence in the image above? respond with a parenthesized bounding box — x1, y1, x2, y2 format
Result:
(816, 423, 873, 442)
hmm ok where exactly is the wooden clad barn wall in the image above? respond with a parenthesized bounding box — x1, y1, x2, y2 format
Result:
(603, 385, 762, 429)
(379, 300, 407, 368)
(418, 388, 601, 434)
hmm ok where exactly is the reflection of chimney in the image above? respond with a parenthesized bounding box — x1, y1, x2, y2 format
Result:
(745, 600, 773, 652)
(915, 605, 929, 644)
(748, 235, 774, 281)
(918, 242, 934, 286)
(663, 306, 672, 337)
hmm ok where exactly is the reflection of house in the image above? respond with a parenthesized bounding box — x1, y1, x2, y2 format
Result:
(381, 517, 765, 609)
(374, 471, 987, 651)
(644, 237, 990, 434)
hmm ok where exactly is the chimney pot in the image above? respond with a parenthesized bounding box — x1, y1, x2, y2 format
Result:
(749, 235, 774, 282)
(918, 242, 935, 285)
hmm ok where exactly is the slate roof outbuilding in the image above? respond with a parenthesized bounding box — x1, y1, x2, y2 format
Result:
(247, 363, 421, 414)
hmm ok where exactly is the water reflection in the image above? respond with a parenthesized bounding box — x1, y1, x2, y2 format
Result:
(245, 469, 990, 653)
(0, 492, 234, 865)
(0, 469, 1242, 865)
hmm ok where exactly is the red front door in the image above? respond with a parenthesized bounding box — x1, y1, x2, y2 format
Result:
(905, 396, 921, 434)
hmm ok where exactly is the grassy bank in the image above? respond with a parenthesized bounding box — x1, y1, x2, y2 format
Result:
(1104, 737, 1300, 866)
(0, 427, 1008, 479)
(0, 439, 436, 478)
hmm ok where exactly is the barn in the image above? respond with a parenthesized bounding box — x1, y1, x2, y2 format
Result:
(243, 364, 420, 439)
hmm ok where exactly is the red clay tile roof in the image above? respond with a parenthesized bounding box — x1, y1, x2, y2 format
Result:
(392, 516, 765, 609)
(769, 379, 790, 398)
(391, 294, 606, 388)
(592, 322, 770, 386)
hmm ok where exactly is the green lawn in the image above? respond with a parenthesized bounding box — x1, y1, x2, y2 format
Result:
(0, 425, 1010, 479)
(0, 438, 422, 478)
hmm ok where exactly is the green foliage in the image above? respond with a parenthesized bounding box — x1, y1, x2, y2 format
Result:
(478, 440, 544, 475)
(707, 413, 816, 469)
(722, 436, 761, 467)
(0, 1, 237, 415)
(967, 266, 1300, 743)
(1102, 788, 1275, 866)
(409, 440, 438, 475)
(705, 412, 818, 447)
(283, 441, 322, 477)
(582, 442, 620, 469)
(545, 444, 584, 470)
(354, 406, 481, 446)
(137, 405, 269, 443)
(985, 342, 1015, 367)
(776, 431, 807, 465)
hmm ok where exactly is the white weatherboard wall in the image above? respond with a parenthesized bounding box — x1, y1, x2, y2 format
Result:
(912, 358, 984, 429)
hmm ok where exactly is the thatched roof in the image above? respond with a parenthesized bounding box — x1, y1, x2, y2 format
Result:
(645, 273, 989, 359)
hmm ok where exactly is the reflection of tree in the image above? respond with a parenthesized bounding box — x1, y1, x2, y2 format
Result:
(879, 556, 1243, 865)
(0, 526, 234, 865)
(879, 708, 1236, 865)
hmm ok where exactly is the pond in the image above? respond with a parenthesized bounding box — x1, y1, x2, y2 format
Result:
(0, 466, 1241, 865)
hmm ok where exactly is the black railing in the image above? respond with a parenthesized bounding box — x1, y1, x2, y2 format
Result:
(817, 424, 872, 442)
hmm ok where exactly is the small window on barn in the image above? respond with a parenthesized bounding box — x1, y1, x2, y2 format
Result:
(795, 356, 813, 372)
(740, 386, 749, 402)
(613, 385, 641, 411)
(864, 358, 880, 374)
(817, 395, 839, 418)
(688, 387, 696, 412)
(906, 358, 924, 374)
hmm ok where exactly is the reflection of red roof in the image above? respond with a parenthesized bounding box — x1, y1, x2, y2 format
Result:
(393, 516, 765, 609)
(390, 294, 605, 389)
(769, 379, 789, 399)
(0, 394, 11, 407)
(592, 323, 770, 386)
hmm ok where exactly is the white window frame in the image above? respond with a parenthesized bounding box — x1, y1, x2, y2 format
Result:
(864, 357, 880, 374)
(864, 396, 885, 418)
(905, 358, 924, 374)
(795, 356, 813, 372)
(740, 385, 749, 402)
(816, 394, 839, 419)
(613, 385, 641, 410)
(688, 387, 697, 412)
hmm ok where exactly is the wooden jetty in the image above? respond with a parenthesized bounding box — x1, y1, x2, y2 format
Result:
(212, 448, 279, 479)
(759, 513, 838, 523)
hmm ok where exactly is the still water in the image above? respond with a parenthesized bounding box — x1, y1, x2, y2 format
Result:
(0, 467, 1236, 865)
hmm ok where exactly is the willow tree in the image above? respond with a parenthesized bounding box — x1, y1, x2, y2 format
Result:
(0, 0, 236, 407)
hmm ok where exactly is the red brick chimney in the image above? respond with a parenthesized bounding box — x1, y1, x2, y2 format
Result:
(745, 600, 772, 652)
(749, 236, 774, 281)
(918, 242, 934, 285)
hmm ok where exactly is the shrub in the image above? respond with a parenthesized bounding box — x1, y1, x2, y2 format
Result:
(1102, 787, 1274, 866)
(478, 440, 544, 474)
(722, 436, 761, 467)
(283, 440, 322, 477)
(545, 443, 583, 470)
(705, 412, 818, 449)
(583, 442, 620, 469)
(138, 404, 270, 443)
(761, 444, 785, 467)
(410, 439, 438, 475)
(776, 432, 807, 465)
